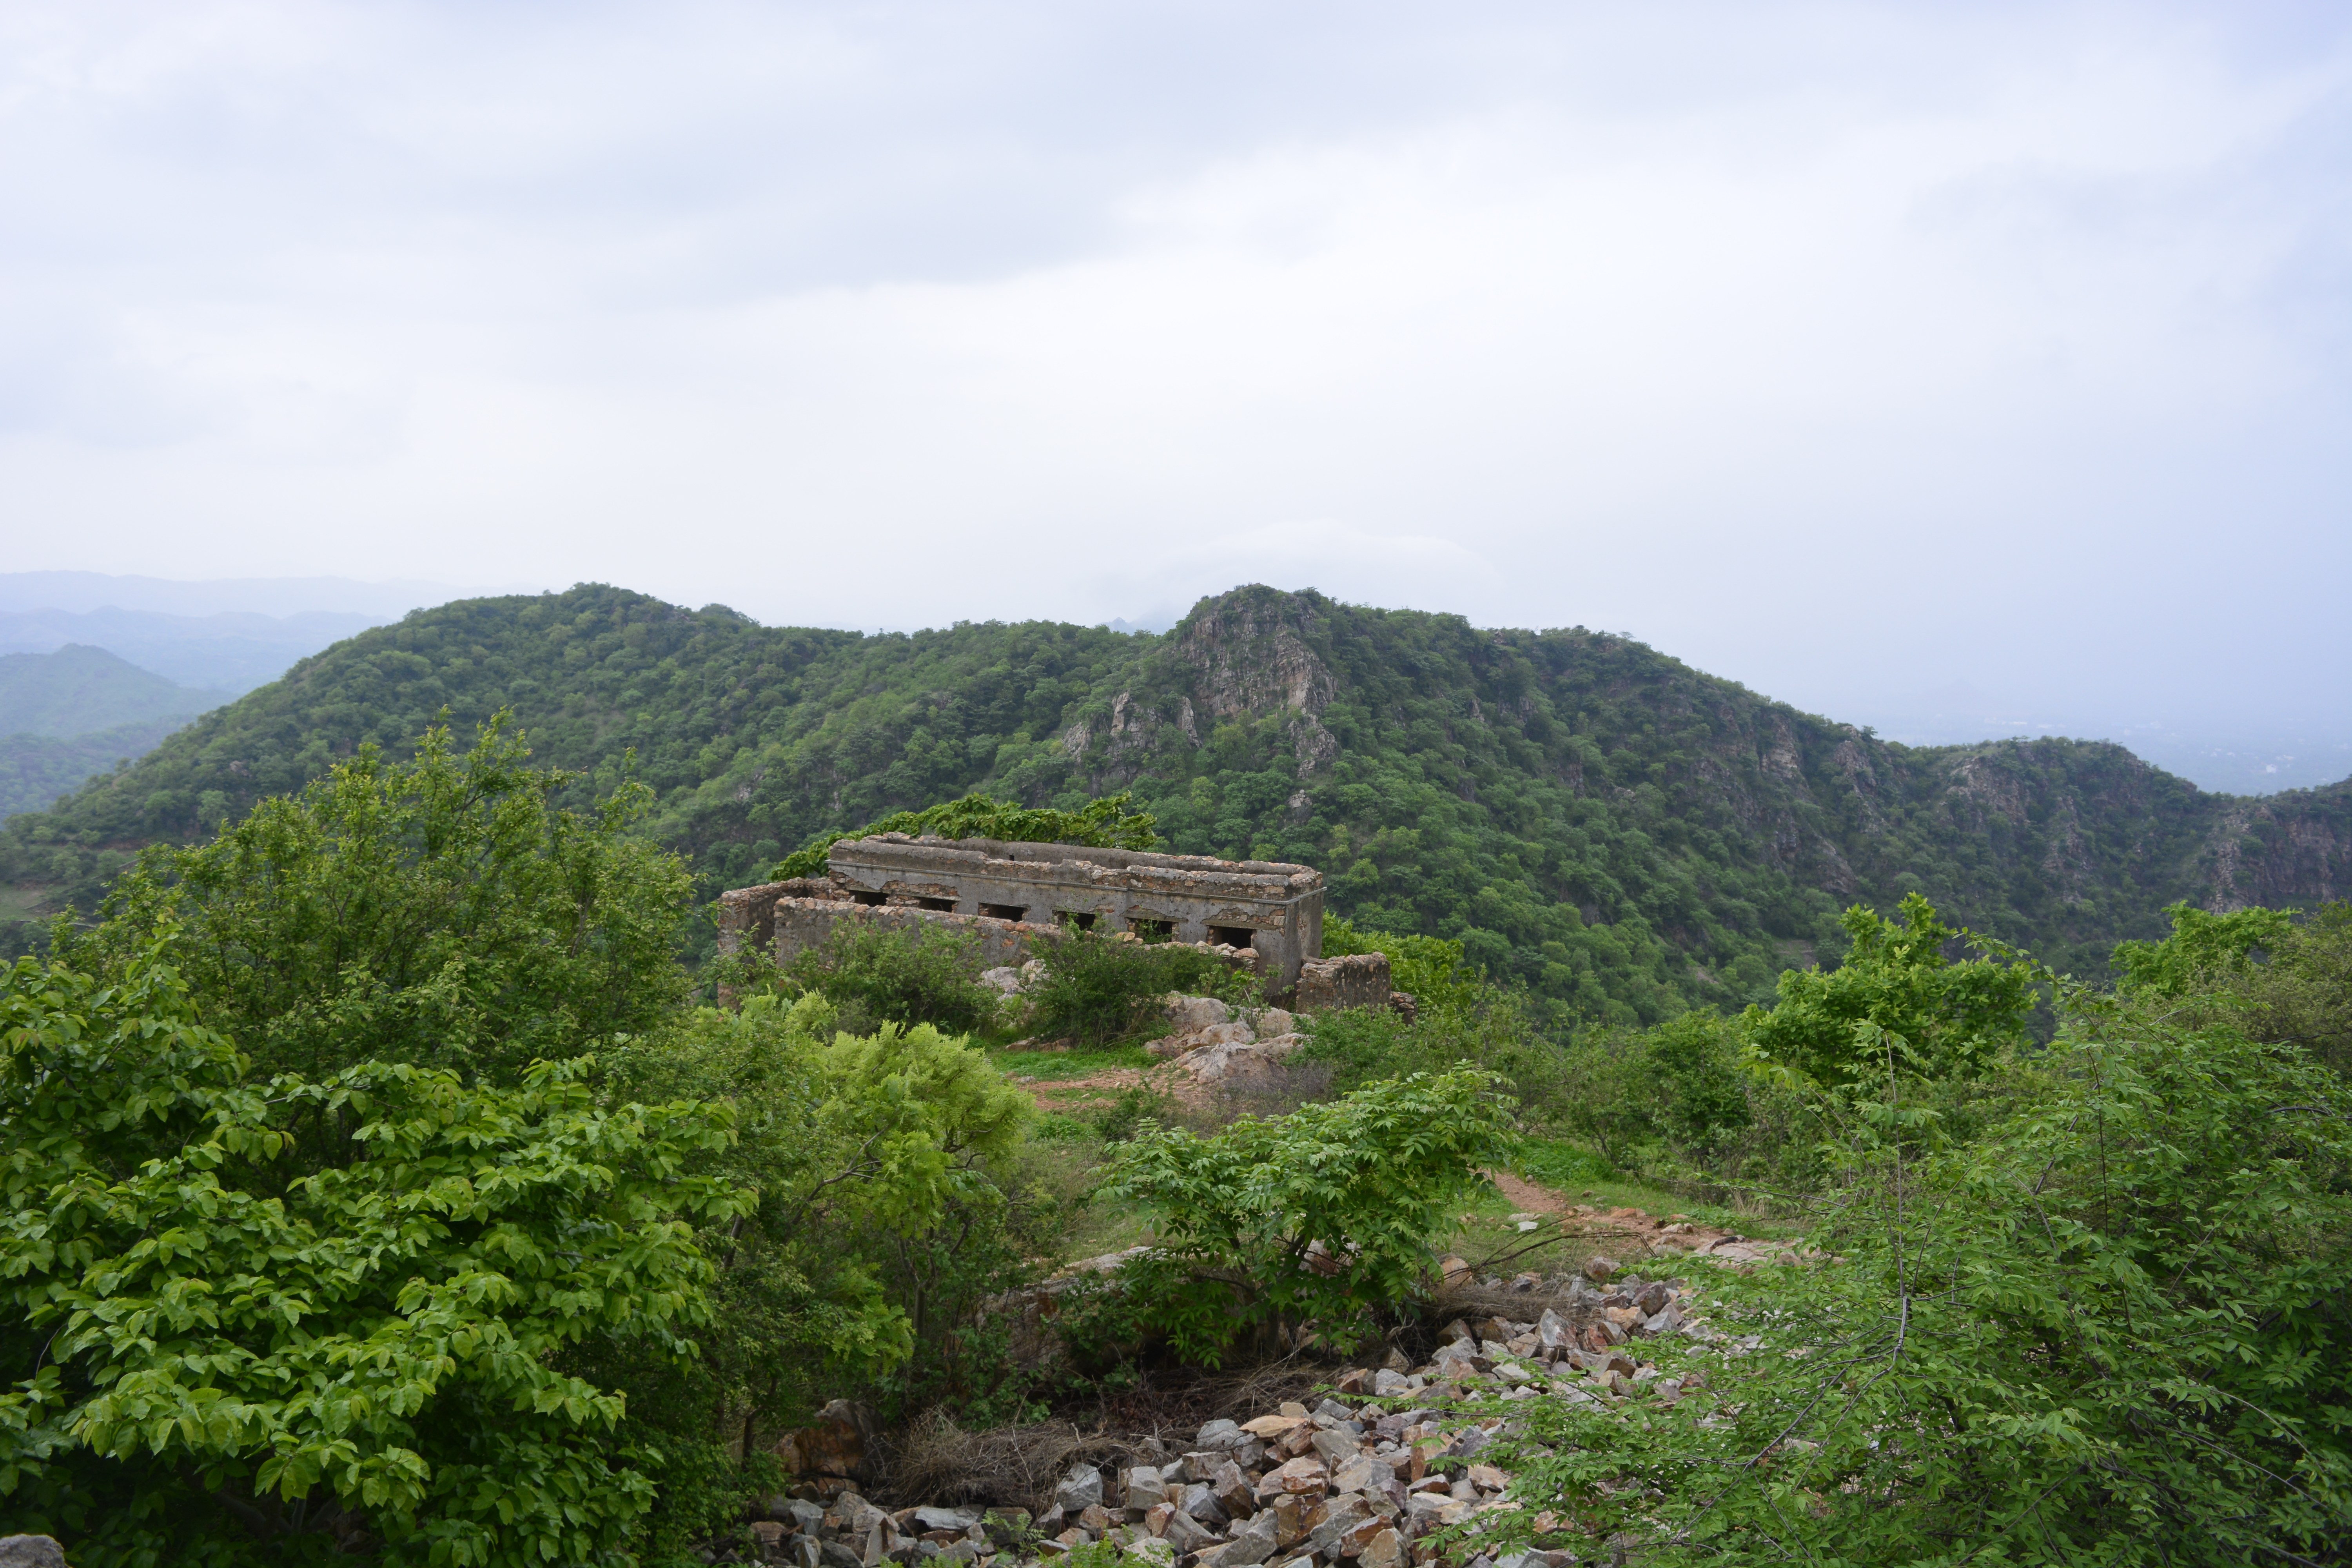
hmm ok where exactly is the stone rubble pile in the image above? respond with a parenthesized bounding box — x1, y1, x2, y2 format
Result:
(719, 1267, 1721, 1568)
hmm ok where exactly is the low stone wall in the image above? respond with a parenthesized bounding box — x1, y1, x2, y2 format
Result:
(1296, 953, 1394, 1013)
(715, 878, 845, 960)
(769, 898, 1058, 972)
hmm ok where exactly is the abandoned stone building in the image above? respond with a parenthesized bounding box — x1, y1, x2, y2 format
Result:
(718, 833, 1334, 997)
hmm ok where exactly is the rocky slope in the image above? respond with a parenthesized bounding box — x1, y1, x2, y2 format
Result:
(728, 1239, 1756, 1568)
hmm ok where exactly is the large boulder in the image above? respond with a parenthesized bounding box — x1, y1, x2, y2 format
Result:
(1183, 1034, 1304, 1088)
(0, 1541, 64, 1568)
(1164, 994, 1235, 1032)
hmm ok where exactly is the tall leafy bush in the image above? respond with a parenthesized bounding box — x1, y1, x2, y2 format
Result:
(1094, 1069, 1520, 1364)
(0, 936, 744, 1566)
(1485, 992, 2352, 1565)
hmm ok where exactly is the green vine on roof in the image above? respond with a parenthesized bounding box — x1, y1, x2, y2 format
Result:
(769, 790, 1161, 881)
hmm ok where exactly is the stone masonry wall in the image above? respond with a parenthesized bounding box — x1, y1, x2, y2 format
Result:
(824, 835, 1325, 993)
(769, 898, 1058, 974)
(1294, 953, 1394, 1013)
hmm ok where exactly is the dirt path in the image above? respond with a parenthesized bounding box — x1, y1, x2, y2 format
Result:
(1483, 1169, 1790, 1266)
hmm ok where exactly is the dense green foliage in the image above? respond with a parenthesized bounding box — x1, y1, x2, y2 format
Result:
(776, 922, 1007, 1038)
(6, 583, 2343, 1013)
(1740, 891, 2037, 1086)
(1483, 975, 2352, 1565)
(0, 936, 745, 1566)
(1093, 1069, 1521, 1365)
(601, 994, 1046, 1509)
(771, 789, 1161, 879)
(67, 718, 695, 1085)
(2, 651, 2346, 1563)
(1021, 929, 1251, 1046)
(0, 730, 1072, 1563)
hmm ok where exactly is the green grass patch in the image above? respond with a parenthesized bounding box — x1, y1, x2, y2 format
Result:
(987, 1044, 1153, 1079)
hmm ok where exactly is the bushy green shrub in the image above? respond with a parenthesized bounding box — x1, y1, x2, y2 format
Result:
(776, 920, 1004, 1035)
(1742, 892, 2034, 1086)
(2117, 899, 2352, 1076)
(1301, 916, 1572, 1123)
(1092, 1069, 1521, 1365)
(1481, 986, 2352, 1566)
(1022, 929, 1249, 1046)
(600, 994, 1039, 1446)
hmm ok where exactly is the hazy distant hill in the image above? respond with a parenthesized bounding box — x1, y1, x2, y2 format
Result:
(0, 608, 391, 694)
(5, 584, 2345, 1016)
(0, 645, 225, 737)
(0, 646, 227, 823)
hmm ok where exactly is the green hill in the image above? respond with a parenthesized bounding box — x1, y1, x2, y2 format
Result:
(0, 643, 225, 736)
(5, 583, 2345, 1017)
(0, 720, 195, 822)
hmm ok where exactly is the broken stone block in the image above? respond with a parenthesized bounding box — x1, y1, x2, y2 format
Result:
(1055, 1465, 1104, 1512)
(1309, 1428, 1359, 1469)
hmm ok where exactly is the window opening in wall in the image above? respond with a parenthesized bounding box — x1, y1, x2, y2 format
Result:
(1209, 925, 1256, 949)
(850, 891, 887, 906)
(979, 903, 1026, 922)
(914, 897, 955, 912)
(1056, 911, 1097, 931)
(1130, 918, 1176, 942)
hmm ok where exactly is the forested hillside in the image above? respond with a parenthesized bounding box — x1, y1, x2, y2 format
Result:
(0, 720, 192, 820)
(4, 583, 2345, 1018)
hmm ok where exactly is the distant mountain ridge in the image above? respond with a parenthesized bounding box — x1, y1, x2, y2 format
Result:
(0, 645, 225, 737)
(4, 584, 2344, 1017)
(0, 608, 389, 694)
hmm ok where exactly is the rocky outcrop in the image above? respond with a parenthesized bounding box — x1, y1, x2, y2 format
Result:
(1144, 994, 1308, 1089)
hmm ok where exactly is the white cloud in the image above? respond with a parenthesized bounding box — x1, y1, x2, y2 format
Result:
(0, 0, 2347, 733)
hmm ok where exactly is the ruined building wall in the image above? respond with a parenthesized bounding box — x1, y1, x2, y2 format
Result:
(717, 834, 1326, 994)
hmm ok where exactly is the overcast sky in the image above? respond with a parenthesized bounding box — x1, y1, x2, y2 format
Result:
(3, 1, 2348, 744)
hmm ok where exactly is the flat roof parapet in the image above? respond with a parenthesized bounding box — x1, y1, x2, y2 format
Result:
(848, 832, 1322, 888)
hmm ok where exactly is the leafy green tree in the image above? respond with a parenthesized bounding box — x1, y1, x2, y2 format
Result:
(1743, 892, 2033, 1086)
(596, 993, 1036, 1516)
(1095, 1069, 1520, 1364)
(775, 922, 1005, 1036)
(1021, 927, 1250, 1046)
(2116, 900, 2352, 1076)
(2113, 900, 2298, 996)
(0, 934, 744, 1566)
(73, 715, 693, 1085)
